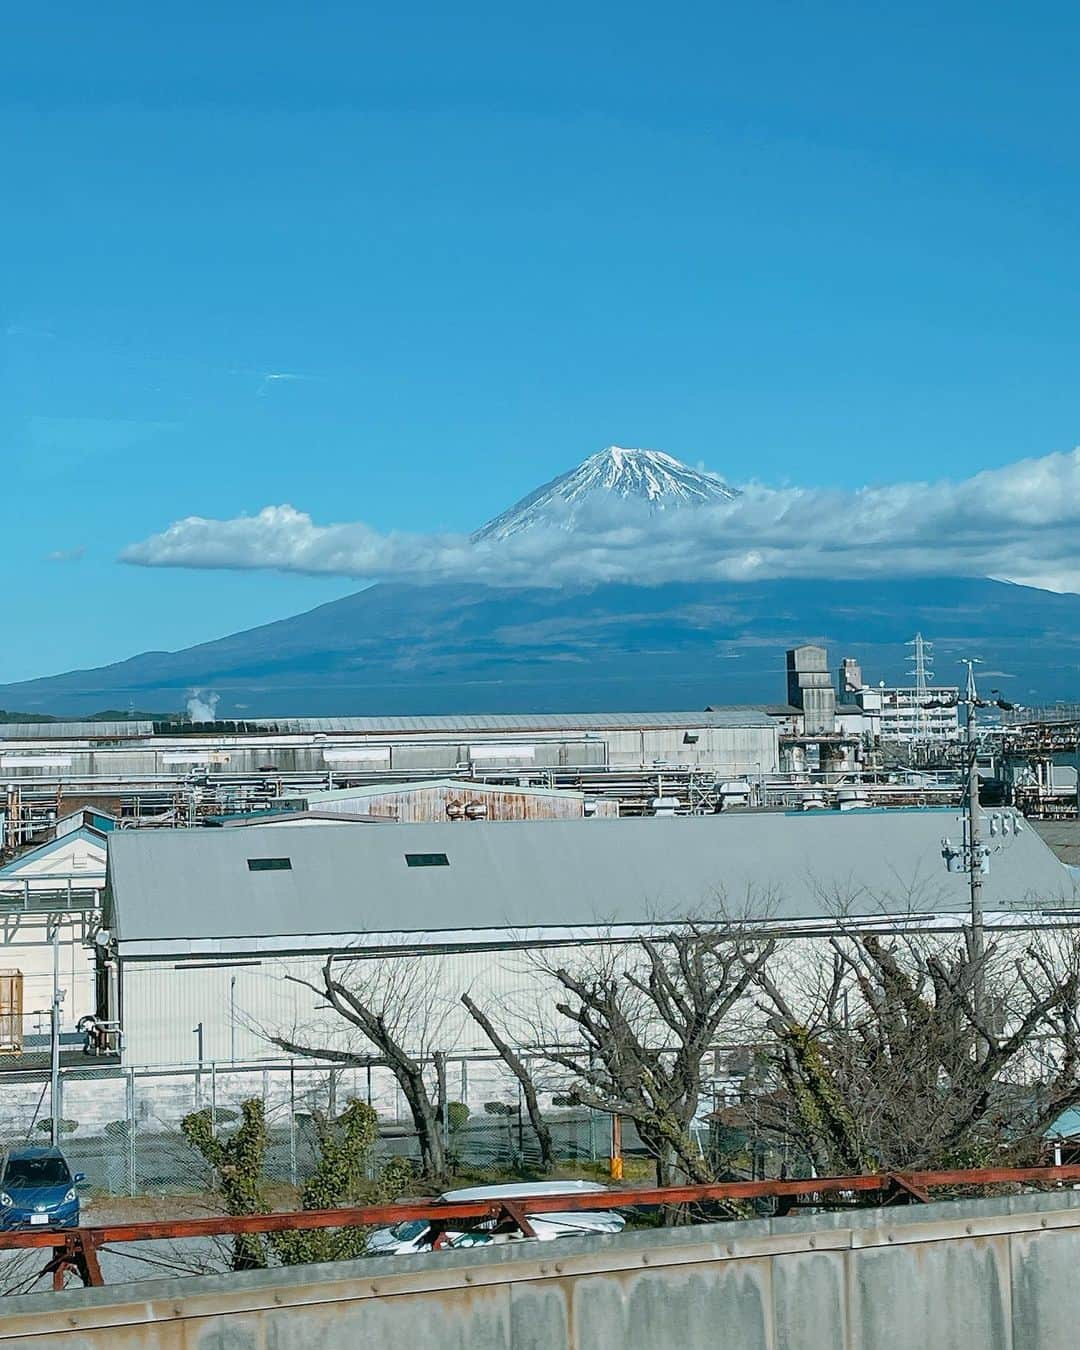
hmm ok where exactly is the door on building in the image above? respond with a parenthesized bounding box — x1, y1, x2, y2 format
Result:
(0, 970, 24, 1053)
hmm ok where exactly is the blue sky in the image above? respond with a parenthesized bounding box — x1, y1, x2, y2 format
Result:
(4, 1, 1080, 684)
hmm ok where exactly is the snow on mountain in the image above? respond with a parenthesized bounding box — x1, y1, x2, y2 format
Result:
(472, 446, 740, 542)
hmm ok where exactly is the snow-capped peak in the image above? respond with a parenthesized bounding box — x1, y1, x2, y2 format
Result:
(472, 446, 739, 542)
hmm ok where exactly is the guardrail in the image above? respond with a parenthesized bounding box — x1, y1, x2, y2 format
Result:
(4, 1163, 1080, 1291)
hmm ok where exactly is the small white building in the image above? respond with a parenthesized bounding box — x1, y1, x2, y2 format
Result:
(0, 810, 111, 1041)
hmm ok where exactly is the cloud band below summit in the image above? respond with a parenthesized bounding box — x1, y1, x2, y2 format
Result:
(121, 446, 1080, 595)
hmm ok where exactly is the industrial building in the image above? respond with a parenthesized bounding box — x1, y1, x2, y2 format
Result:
(0, 709, 780, 834)
(294, 779, 619, 821)
(0, 710, 779, 783)
(784, 644, 961, 746)
(786, 645, 837, 735)
(97, 810, 1077, 1067)
(836, 640, 962, 744)
(0, 808, 112, 1049)
(994, 713, 1080, 819)
(0, 639, 991, 839)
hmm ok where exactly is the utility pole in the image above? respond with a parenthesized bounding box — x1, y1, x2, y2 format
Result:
(961, 660, 986, 1020)
(940, 665, 1018, 1038)
(194, 1021, 205, 1108)
(50, 924, 61, 1146)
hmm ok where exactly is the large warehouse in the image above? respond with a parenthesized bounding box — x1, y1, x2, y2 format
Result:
(0, 710, 781, 835)
(0, 709, 779, 784)
(98, 810, 1078, 1066)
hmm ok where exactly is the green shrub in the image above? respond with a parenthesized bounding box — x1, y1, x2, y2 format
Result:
(447, 1101, 470, 1134)
(182, 1096, 413, 1271)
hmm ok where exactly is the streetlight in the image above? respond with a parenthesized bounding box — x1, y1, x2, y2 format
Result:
(50, 924, 66, 1147)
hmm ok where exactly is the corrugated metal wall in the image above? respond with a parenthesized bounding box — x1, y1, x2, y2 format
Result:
(315, 785, 618, 822)
(0, 723, 778, 785)
(118, 926, 1051, 1072)
(608, 726, 777, 771)
(121, 944, 593, 1068)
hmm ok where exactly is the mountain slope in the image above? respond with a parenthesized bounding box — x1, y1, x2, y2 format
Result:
(5, 446, 1079, 717)
(2, 576, 1078, 717)
(472, 445, 738, 541)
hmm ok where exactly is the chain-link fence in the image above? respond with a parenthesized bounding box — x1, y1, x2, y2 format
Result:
(0, 1057, 634, 1199)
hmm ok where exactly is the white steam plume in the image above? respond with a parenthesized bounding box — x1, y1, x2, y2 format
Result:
(186, 690, 220, 723)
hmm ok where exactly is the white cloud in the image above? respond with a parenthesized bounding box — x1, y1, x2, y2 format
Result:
(120, 447, 1080, 595)
(255, 372, 316, 397)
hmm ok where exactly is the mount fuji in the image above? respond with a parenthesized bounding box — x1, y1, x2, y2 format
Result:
(473, 446, 739, 541)
(2, 448, 1080, 717)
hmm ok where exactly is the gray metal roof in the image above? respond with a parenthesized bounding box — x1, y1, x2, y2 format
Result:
(709, 704, 801, 717)
(0, 721, 155, 741)
(103, 810, 1078, 946)
(1032, 821, 1080, 870)
(0, 710, 775, 742)
(161, 711, 775, 735)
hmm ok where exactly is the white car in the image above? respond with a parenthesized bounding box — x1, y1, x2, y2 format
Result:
(366, 1180, 626, 1257)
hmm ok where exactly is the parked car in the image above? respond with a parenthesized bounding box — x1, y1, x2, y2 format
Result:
(366, 1180, 625, 1257)
(0, 1148, 84, 1231)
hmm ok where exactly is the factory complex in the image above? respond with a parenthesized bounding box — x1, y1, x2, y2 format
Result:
(0, 639, 1076, 1107)
(1, 642, 970, 848)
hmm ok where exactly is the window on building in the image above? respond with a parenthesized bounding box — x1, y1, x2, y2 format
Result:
(247, 857, 292, 872)
(405, 853, 450, 868)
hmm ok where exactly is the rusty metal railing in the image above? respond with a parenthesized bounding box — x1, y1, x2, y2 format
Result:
(4, 1163, 1080, 1291)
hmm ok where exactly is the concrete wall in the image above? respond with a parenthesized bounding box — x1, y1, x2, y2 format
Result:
(7, 1191, 1080, 1347)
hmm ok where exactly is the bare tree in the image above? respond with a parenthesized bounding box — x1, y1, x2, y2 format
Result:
(751, 928, 1080, 1174)
(538, 927, 774, 1184)
(271, 952, 452, 1181)
(461, 992, 555, 1171)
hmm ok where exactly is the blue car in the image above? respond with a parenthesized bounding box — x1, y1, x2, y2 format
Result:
(0, 1148, 84, 1231)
